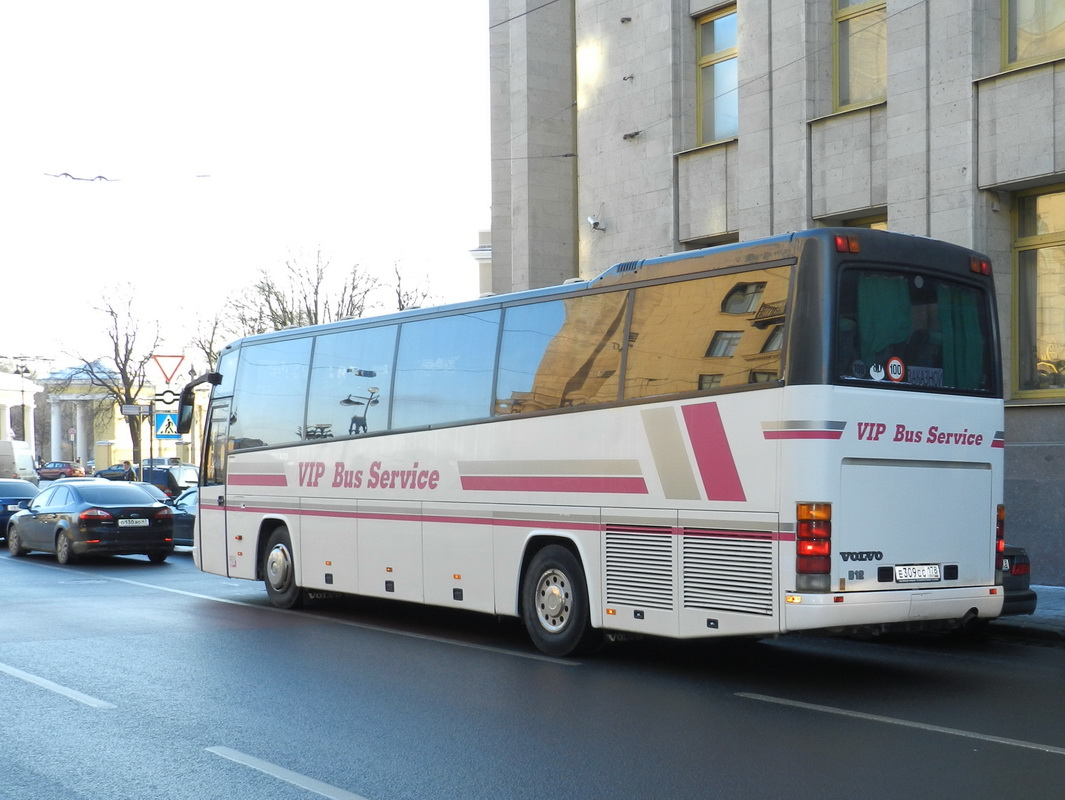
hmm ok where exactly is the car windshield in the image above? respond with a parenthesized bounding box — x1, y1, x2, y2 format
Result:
(0, 480, 37, 497)
(76, 484, 161, 505)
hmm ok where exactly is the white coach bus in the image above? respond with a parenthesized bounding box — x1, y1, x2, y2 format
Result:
(178, 228, 1005, 655)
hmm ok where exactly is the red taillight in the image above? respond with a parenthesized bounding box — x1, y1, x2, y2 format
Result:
(994, 505, 1005, 576)
(80, 508, 114, 522)
(970, 256, 992, 275)
(797, 502, 831, 575)
(834, 234, 861, 253)
(1010, 561, 1030, 577)
(155, 507, 173, 520)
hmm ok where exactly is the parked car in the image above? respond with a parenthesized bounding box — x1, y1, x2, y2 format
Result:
(94, 463, 136, 480)
(131, 482, 170, 503)
(141, 464, 199, 498)
(0, 478, 40, 540)
(37, 461, 85, 480)
(1000, 544, 1038, 616)
(6, 480, 174, 564)
(171, 486, 198, 547)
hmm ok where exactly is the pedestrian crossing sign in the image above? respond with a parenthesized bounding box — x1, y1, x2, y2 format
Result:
(155, 412, 181, 440)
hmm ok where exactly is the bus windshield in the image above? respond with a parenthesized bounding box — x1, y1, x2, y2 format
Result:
(835, 267, 996, 393)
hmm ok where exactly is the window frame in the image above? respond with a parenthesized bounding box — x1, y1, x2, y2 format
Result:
(833, 0, 887, 112)
(1002, 0, 1065, 70)
(695, 5, 738, 146)
(705, 330, 744, 358)
(1012, 184, 1065, 399)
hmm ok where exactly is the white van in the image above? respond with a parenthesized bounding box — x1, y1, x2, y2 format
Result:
(0, 440, 39, 485)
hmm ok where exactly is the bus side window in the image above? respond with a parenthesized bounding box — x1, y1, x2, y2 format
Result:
(496, 293, 627, 413)
(306, 325, 397, 438)
(228, 338, 312, 449)
(392, 310, 500, 428)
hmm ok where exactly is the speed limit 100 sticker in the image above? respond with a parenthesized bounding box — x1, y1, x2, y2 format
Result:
(886, 357, 905, 382)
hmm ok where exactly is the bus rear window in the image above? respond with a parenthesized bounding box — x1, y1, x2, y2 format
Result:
(836, 268, 995, 393)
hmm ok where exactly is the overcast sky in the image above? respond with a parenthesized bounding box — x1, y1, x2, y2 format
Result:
(0, 1, 490, 378)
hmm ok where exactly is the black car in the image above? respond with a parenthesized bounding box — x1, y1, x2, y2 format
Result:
(139, 465, 199, 498)
(171, 486, 198, 547)
(0, 478, 40, 540)
(1000, 544, 1038, 616)
(7, 480, 174, 564)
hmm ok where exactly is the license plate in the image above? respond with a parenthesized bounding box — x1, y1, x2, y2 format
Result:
(1001, 558, 1010, 571)
(5, 504, 18, 511)
(118, 518, 149, 527)
(894, 564, 941, 583)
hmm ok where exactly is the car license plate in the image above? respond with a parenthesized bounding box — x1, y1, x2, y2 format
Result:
(118, 518, 149, 527)
(1001, 558, 1010, 571)
(894, 564, 941, 583)
(5, 504, 18, 511)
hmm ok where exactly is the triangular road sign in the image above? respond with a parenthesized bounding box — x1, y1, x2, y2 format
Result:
(152, 354, 186, 384)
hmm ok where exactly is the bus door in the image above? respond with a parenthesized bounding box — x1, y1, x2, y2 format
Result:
(198, 400, 232, 576)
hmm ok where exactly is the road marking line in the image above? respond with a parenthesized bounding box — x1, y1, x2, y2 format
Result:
(107, 576, 578, 665)
(0, 661, 115, 709)
(737, 692, 1065, 755)
(1, 557, 576, 665)
(207, 746, 369, 800)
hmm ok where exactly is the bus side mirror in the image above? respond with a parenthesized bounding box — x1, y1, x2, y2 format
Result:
(176, 372, 222, 434)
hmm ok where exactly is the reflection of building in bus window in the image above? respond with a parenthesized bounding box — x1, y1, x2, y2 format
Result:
(496, 294, 625, 413)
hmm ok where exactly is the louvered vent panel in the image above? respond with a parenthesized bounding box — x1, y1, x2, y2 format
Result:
(604, 528, 675, 611)
(682, 531, 774, 616)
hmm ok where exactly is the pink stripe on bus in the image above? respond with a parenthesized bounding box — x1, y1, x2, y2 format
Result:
(681, 402, 747, 502)
(228, 474, 289, 487)
(459, 475, 648, 494)
(763, 430, 844, 440)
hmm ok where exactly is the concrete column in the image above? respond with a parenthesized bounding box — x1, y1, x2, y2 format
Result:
(0, 404, 10, 440)
(22, 399, 36, 455)
(50, 400, 63, 461)
(75, 400, 90, 468)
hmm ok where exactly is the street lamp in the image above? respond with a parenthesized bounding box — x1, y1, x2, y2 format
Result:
(13, 365, 30, 441)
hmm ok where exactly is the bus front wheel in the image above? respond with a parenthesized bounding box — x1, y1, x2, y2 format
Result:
(263, 526, 301, 609)
(521, 544, 598, 657)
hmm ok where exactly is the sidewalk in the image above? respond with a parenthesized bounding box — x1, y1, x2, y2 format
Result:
(989, 584, 1065, 641)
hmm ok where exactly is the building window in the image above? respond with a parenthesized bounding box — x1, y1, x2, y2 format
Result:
(696, 6, 738, 144)
(1005, 0, 1065, 67)
(1016, 187, 1065, 394)
(705, 330, 743, 358)
(699, 374, 723, 390)
(722, 282, 766, 314)
(835, 0, 886, 110)
(762, 325, 784, 353)
(843, 214, 888, 230)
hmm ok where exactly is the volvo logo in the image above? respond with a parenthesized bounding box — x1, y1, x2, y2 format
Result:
(840, 551, 883, 562)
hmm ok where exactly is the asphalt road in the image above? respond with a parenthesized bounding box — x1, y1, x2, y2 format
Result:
(2, 551, 1063, 800)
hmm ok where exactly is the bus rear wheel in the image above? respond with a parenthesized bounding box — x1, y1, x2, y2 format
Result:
(521, 544, 599, 657)
(263, 526, 302, 609)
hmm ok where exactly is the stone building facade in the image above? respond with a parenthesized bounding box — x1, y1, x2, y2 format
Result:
(489, 0, 1065, 583)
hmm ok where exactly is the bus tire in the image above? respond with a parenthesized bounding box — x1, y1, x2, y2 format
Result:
(263, 526, 302, 609)
(521, 544, 598, 657)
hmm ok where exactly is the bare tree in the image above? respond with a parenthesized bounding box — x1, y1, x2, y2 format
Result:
(228, 249, 379, 336)
(187, 251, 435, 369)
(390, 262, 434, 311)
(70, 294, 161, 466)
(188, 311, 230, 372)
